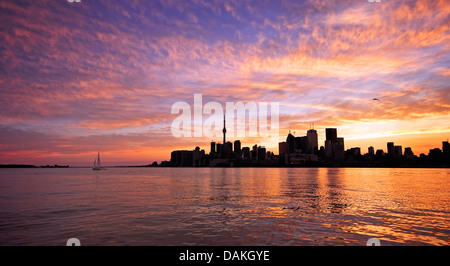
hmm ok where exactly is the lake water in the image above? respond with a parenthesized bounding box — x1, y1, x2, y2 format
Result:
(0, 167, 448, 246)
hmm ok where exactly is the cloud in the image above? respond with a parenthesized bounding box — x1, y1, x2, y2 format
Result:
(0, 0, 448, 164)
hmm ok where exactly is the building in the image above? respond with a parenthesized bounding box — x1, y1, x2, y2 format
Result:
(324, 140, 333, 158)
(287, 153, 318, 165)
(224, 141, 233, 158)
(172, 147, 205, 167)
(286, 132, 295, 154)
(387, 142, 394, 158)
(210, 142, 216, 155)
(325, 128, 337, 144)
(347, 147, 361, 156)
(394, 145, 402, 158)
(443, 141, 450, 158)
(234, 140, 241, 156)
(368, 146, 375, 156)
(376, 149, 384, 157)
(242, 147, 251, 159)
(171, 150, 193, 167)
(279, 141, 287, 156)
(294, 137, 301, 152)
(216, 143, 222, 157)
(307, 129, 318, 154)
(257, 146, 266, 160)
(294, 136, 309, 153)
(333, 138, 345, 161)
(252, 144, 258, 159)
(298, 136, 309, 154)
(324, 128, 344, 161)
(193, 147, 205, 167)
(319, 146, 325, 157)
(429, 148, 442, 160)
(404, 147, 414, 159)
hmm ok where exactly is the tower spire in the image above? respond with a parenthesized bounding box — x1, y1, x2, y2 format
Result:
(222, 114, 226, 144)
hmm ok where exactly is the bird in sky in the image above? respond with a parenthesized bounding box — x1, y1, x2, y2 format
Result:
(373, 98, 380, 101)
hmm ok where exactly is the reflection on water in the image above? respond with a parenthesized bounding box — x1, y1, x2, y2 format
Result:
(0, 167, 448, 245)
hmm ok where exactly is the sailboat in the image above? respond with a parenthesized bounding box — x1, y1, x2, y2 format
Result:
(92, 152, 105, 170)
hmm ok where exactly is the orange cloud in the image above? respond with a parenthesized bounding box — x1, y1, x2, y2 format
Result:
(0, 0, 448, 165)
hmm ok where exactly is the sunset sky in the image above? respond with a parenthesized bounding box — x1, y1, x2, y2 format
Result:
(0, 0, 449, 166)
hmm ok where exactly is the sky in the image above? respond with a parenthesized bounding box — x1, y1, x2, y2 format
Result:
(0, 0, 449, 166)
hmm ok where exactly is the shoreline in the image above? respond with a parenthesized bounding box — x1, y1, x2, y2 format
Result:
(1, 165, 449, 169)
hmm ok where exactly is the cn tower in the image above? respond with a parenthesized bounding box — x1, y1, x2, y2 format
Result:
(223, 114, 226, 144)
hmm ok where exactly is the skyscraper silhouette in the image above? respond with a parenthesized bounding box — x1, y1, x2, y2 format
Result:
(286, 131, 295, 154)
(326, 128, 337, 144)
(387, 142, 394, 158)
(368, 146, 375, 156)
(394, 145, 403, 158)
(307, 129, 318, 154)
(210, 141, 216, 155)
(279, 142, 287, 156)
(404, 147, 414, 159)
(234, 140, 241, 155)
(334, 137, 345, 161)
(443, 141, 449, 156)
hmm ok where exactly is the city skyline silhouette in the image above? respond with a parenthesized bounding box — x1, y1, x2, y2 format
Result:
(168, 124, 450, 168)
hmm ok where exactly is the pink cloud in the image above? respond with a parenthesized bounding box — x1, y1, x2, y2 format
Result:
(0, 0, 448, 164)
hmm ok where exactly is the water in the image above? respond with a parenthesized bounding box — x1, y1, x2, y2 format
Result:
(0, 167, 448, 246)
